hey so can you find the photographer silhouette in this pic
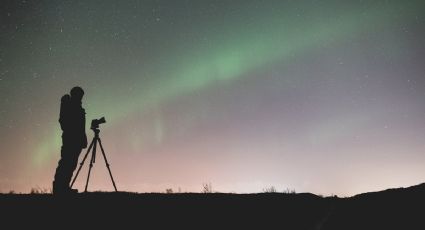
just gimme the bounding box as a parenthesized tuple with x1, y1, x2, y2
(53, 86, 87, 195)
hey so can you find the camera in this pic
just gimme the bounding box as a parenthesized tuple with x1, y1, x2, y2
(91, 117, 106, 130)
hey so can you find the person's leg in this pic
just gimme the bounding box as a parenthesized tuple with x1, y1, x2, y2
(62, 147, 82, 188)
(53, 145, 73, 194)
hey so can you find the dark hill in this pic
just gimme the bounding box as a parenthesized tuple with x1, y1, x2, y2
(1, 184, 424, 229)
(322, 183, 425, 230)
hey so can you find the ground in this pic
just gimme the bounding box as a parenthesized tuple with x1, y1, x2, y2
(1, 183, 424, 229)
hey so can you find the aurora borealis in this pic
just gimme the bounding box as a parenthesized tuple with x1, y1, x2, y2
(1, 0, 425, 195)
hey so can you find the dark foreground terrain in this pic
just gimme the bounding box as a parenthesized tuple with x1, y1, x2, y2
(1, 183, 424, 229)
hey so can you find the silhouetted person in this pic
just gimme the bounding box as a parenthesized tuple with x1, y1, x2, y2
(53, 86, 87, 194)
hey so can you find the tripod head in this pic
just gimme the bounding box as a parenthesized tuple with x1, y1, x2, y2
(91, 127, 100, 137)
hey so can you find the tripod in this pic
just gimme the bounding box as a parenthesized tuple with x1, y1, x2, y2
(70, 128, 118, 192)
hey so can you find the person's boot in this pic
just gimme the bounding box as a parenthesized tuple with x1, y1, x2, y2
(52, 181, 71, 195)
(67, 187, 78, 194)
(53, 185, 66, 195)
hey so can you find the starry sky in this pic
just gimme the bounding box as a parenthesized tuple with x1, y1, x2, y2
(1, 0, 425, 196)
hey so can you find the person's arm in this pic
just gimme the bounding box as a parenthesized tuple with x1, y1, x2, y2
(81, 108, 87, 148)
(59, 94, 71, 131)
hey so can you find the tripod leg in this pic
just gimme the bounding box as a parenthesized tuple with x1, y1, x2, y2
(98, 138, 118, 192)
(84, 138, 97, 192)
(70, 138, 95, 188)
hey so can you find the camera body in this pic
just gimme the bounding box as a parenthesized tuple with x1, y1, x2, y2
(91, 117, 106, 130)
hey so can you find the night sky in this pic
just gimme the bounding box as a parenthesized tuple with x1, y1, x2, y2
(1, 0, 425, 195)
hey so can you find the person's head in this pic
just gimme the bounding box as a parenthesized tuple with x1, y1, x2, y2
(70, 86, 84, 101)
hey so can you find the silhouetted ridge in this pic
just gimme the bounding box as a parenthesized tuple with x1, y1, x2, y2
(352, 182, 425, 199)
(322, 183, 425, 230)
